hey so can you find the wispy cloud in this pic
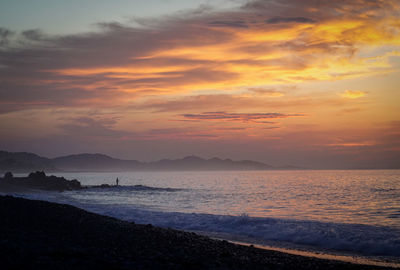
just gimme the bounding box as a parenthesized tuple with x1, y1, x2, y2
(341, 90, 367, 99)
(266, 17, 315, 24)
(59, 117, 129, 139)
(247, 88, 285, 97)
(181, 111, 303, 122)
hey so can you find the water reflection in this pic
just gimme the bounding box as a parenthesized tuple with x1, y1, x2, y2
(54, 170, 400, 228)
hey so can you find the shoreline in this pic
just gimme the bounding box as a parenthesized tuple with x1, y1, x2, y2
(191, 231, 400, 268)
(2, 181, 399, 267)
(0, 195, 398, 269)
(2, 187, 400, 267)
(233, 240, 400, 268)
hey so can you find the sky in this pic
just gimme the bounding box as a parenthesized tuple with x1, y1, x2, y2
(0, 0, 399, 169)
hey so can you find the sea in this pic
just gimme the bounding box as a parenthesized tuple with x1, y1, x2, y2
(10, 170, 400, 265)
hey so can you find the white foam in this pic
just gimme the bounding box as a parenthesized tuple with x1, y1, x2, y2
(13, 191, 400, 259)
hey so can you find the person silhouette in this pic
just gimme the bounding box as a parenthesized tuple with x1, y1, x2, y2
(116, 177, 119, 186)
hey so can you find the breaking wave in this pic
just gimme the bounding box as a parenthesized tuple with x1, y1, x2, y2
(93, 206, 400, 258)
(17, 190, 399, 258)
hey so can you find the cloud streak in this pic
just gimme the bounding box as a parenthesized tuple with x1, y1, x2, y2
(181, 111, 303, 122)
(266, 17, 315, 24)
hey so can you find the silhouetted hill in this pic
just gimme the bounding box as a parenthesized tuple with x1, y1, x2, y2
(52, 153, 142, 172)
(147, 156, 274, 170)
(0, 151, 57, 173)
(53, 154, 275, 171)
(0, 151, 296, 172)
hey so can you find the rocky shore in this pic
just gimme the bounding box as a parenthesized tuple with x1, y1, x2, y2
(0, 195, 395, 270)
(0, 171, 122, 192)
(0, 171, 82, 192)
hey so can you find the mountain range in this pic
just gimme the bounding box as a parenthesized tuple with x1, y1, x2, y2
(0, 151, 299, 172)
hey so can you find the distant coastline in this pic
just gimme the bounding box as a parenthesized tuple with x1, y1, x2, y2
(2, 150, 399, 173)
(0, 150, 302, 173)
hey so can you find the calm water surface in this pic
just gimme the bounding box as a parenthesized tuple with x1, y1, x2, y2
(55, 170, 400, 228)
(14, 170, 400, 258)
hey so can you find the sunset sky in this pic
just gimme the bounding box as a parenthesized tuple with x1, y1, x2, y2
(0, 0, 399, 168)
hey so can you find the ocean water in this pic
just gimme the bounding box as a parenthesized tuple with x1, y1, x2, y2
(11, 170, 400, 260)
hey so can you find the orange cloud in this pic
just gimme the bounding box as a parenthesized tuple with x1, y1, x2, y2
(341, 90, 367, 99)
(28, 0, 398, 99)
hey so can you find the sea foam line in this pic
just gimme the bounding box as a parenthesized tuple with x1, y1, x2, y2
(10, 192, 400, 259)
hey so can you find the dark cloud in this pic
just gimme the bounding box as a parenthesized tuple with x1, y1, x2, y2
(0, 80, 121, 114)
(137, 95, 245, 112)
(248, 88, 284, 96)
(244, 0, 391, 19)
(0, 22, 235, 113)
(182, 111, 302, 122)
(59, 117, 129, 138)
(57, 116, 222, 141)
(266, 17, 315, 24)
(144, 128, 218, 139)
(21, 29, 45, 41)
(134, 92, 356, 115)
(0, 28, 14, 47)
(208, 20, 248, 28)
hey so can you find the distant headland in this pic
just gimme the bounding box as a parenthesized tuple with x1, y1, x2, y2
(0, 150, 301, 173)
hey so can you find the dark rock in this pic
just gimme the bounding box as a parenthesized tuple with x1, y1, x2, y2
(28, 171, 46, 179)
(0, 171, 83, 192)
(70, 179, 81, 189)
(4, 171, 13, 180)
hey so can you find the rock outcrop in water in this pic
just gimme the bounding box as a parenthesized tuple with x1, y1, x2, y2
(0, 171, 126, 192)
(0, 171, 81, 191)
